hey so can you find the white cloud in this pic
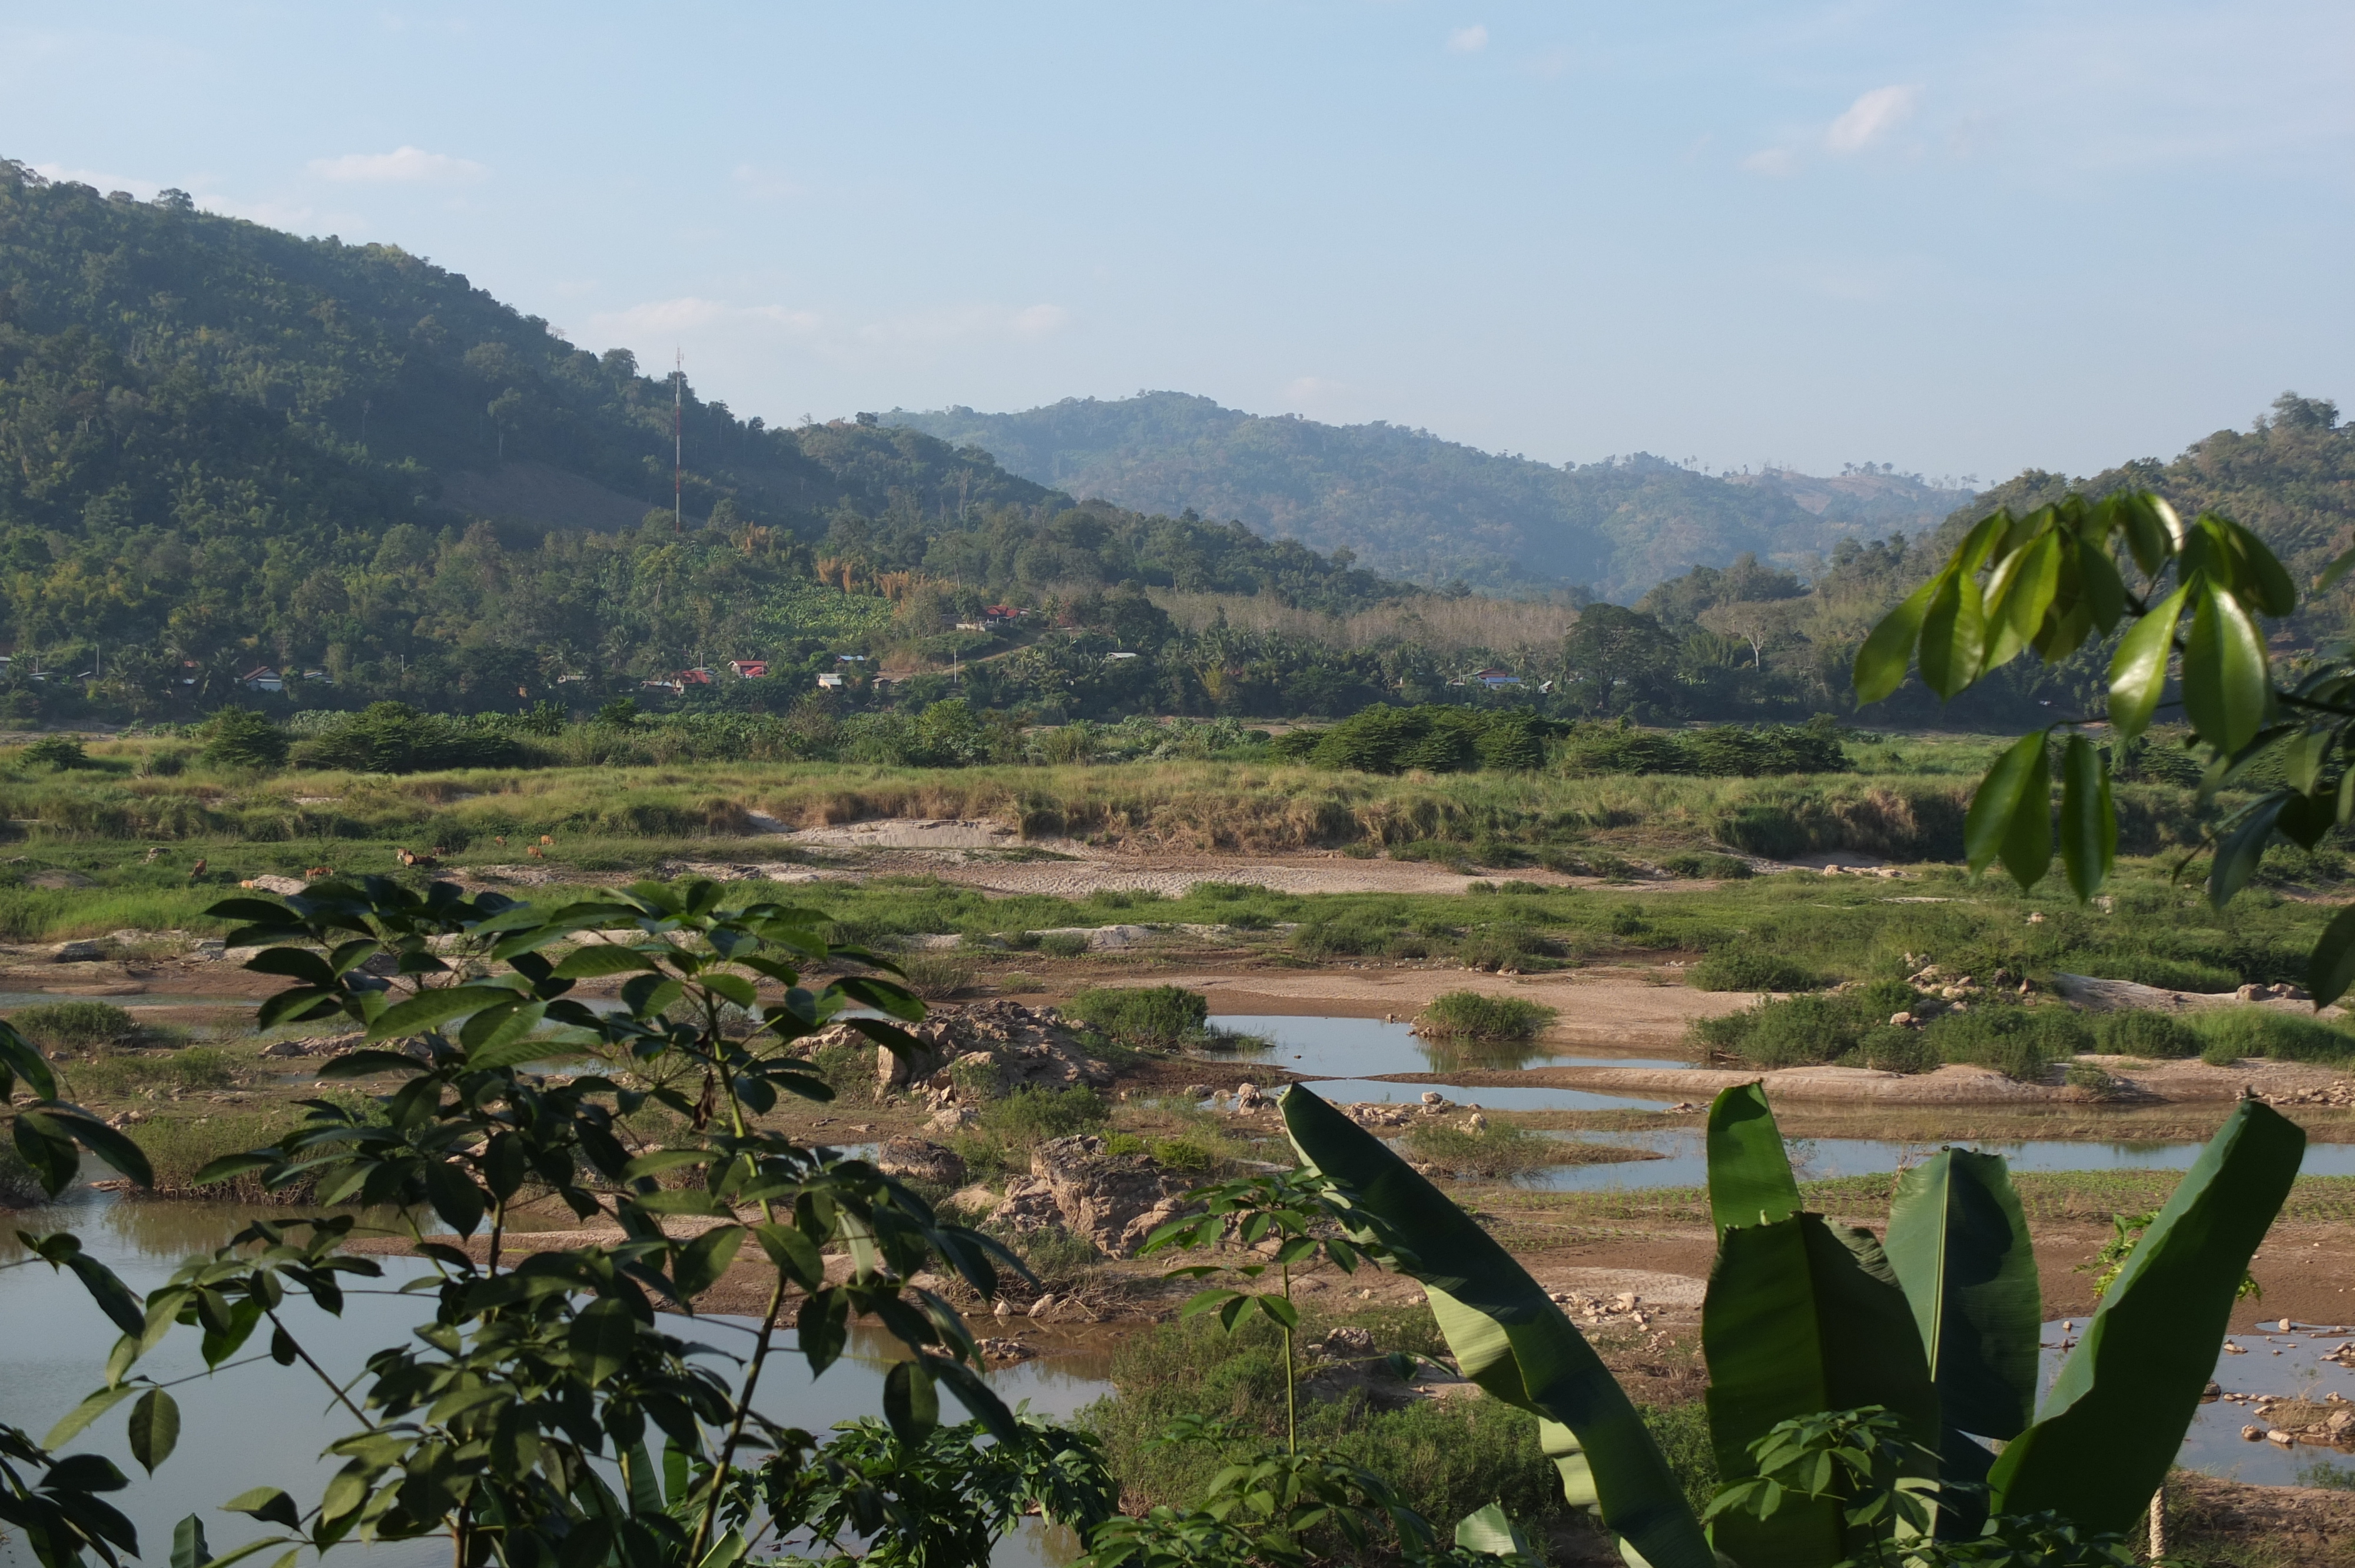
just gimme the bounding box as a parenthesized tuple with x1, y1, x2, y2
(1446, 24, 1488, 53)
(29, 163, 161, 198)
(307, 146, 488, 184)
(855, 304, 1073, 346)
(1011, 304, 1070, 335)
(1742, 147, 1796, 177)
(1825, 85, 1921, 153)
(589, 297, 821, 339)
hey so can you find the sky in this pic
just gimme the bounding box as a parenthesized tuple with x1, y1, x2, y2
(2, 1, 2349, 487)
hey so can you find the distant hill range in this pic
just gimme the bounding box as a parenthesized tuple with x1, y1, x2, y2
(889, 392, 1975, 597)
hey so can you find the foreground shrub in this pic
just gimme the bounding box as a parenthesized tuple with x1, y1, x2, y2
(1414, 991, 1557, 1041)
(1688, 952, 1824, 992)
(8, 1001, 137, 1047)
(1063, 985, 1209, 1048)
(1404, 1119, 1563, 1179)
(2193, 1006, 2355, 1066)
(2092, 1010, 2205, 1059)
(1923, 1004, 2092, 1082)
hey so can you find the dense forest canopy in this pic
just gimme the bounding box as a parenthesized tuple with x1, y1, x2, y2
(888, 391, 1976, 596)
(0, 160, 1397, 716)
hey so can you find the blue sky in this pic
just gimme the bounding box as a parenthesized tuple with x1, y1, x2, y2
(2, 2, 2348, 485)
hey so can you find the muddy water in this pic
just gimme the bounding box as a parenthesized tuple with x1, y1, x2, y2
(1513, 1130, 2355, 1192)
(1200, 1014, 1691, 1079)
(0, 1197, 1106, 1567)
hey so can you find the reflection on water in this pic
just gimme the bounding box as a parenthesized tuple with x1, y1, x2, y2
(0, 1194, 1106, 1567)
(1197, 1014, 1691, 1079)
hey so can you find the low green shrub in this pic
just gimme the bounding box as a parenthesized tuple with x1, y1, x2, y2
(19, 736, 89, 770)
(2082, 955, 2241, 993)
(1456, 922, 1565, 973)
(1403, 1119, 1560, 1179)
(981, 1085, 1111, 1147)
(1848, 1025, 1941, 1075)
(1693, 994, 1864, 1068)
(894, 952, 975, 999)
(2193, 1007, 2355, 1067)
(1657, 851, 1752, 881)
(9, 1001, 138, 1046)
(1036, 931, 1090, 959)
(2091, 1011, 2205, 1059)
(1063, 985, 1209, 1048)
(1291, 916, 1397, 959)
(805, 1038, 877, 1096)
(1414, 991, 1557, 1041)
(1922, 1004, 2093, 1082)
(1687, 952, 1825, 992)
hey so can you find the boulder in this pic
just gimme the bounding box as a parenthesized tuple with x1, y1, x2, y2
(985, 1134, 1198, 1258)
(875, 1137, 967, 1188)
(795, 999, 1115, 1097)
(49, 939, 108, 962)
(237, 875, 307, 896)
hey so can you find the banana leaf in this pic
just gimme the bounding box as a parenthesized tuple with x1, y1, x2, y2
(1988, 1099, 2303, 1531)
(1281, 1085, 1713, 1568)
(1703, 1213, 1941, 1567)
(1883, 1149, 2039, 1537)
(1706, 1082, 1799, 1239)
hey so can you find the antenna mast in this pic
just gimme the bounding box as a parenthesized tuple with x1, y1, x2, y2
(673, 350, 684, 534)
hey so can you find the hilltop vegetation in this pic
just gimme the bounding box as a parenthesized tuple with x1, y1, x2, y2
(889, 391, 1975, 595)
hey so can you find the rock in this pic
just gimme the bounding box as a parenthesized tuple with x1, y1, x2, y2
(1028, 1294, 1057, 1318)
(797, 1000, 1115, 1098)
(1319, 1326, 1377, 1358)
(875, 1137, 967, 1188)
(977, 1337, 1036, 1364)
(1889, 1012, 1915, 1027)
(984, 1134, 1199, 1258)
(2267, 1429, 2294, 1446)
(2244, 1425, 2265, 1441)
(1420, 1091, 1444, 1105)
(947, 1182, 999, 1214)
(28, 871, 96, 891)
(925, 1105, 979, 1134)
(1184, 1083, 1213, 1099)
(237, 875, 307, 896)
(48, 939, 108, 962)
(993, 1299, 1013, 1319)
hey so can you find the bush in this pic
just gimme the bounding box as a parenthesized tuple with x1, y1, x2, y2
(2082, 955, 2241, 993)
(2193, 1007, 2355, 1067)
(9, 1001, 137, 1047)
(1849, 1025, 1941, 1074)
(1063, 985, 1209, 1048)
(1923, 1005, 2092, 1082)
(1414, 991, 1557, 1041)
(1694, 995, 1862, 1068)
(1404, 1119, 1559, 1179)
(203, 708, 289, 770)
(1036, 931, 1090, 959)
(290, 703, 527, 773)
(19, 736, 88, 769)
(1657, 851, 1752, 880)
(1689, 952, 1825, 992)
(1291, 916, 1397, 958)
(894, 953, 975, 999)
(981, 1085, 1111, 1147)
(2091, 1011, 2205, 1059)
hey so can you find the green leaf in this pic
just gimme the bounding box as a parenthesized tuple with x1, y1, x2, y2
(2105, 585, 2186, 742)
(0, 1020, 57, 1100)
(1703, 1213, 1939, 1567)
(1885, 1150, 2039, 1451)
(2209, 793, 2289, 911)
(313, 1049, 429, 1079)
(365, 985, 518, 1042)
(883, 1357, 940, 1442)
(1963, 732, 2052, 888)
(2058, 736, 2116, 902)
(570, 1296, 636, 1386)
(1454, 1501, 1534, 1560)
(128, 1388, 180, 1474)
(243, 948, 336, 988)
(15, 1114, 77, 1196)
(1705, 1082, 1799, 1240)
(222, 1488, 302, 1531)
(1989, 1101, 2303, 1532)
(1916, 567, 1986, 699)
(672, 1225, 747, 1301)
(2181, 583, 2268, 754)
(1982, 529, 2062, 673)
(2310, 901, 2355, 1008)
(422, 1160, 486, 1238)
(550, 945, 659, 979)
(1853, 574, 1941, 705)
(2320, 543, 2355, 595)
(172, 1514, 210, 1568)
(44, 1384, 138, 1449)
(1281, 1086, 1713, 1568)
(65, 1251, 148, 1337)
(750, 1221, 824, 1289)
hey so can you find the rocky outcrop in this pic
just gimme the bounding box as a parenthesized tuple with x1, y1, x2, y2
(874, 1137, 967, 1187)
(795, 999, 1113, 1101)
(986, 1134, 1196, 1258)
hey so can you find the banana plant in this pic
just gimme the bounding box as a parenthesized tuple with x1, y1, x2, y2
(1285, 1077, 2306, 1564)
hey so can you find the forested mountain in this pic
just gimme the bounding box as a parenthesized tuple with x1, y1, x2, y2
(888, 392, 1973, 596)
(0, 160, 1395, 716)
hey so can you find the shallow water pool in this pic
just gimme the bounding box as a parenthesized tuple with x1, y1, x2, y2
(1196, 1013, 1693, 1078)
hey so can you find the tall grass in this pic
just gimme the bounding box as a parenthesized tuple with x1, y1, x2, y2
(1414, 991, 1557, 1041)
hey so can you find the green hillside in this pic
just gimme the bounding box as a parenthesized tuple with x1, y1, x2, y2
(0, 161, 1395, 714)
(888, 392, 1974, 596)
